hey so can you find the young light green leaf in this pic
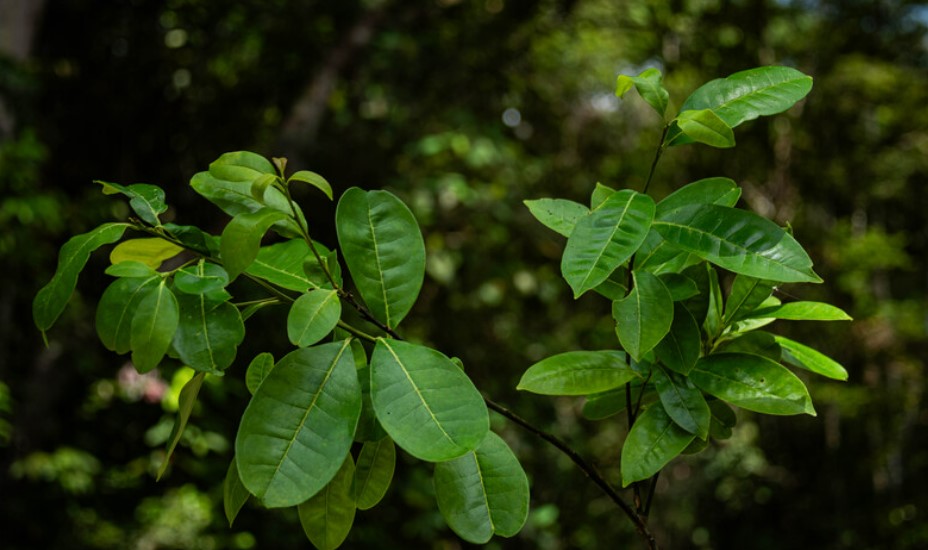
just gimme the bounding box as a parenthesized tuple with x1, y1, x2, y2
(289, 170, 334, 200)
(354, 437, 396, 510)
(172, 296, 245, 375)
(616, 68, 670, 117)
(653, 204, 821, 283)
(774, 335, 848, 381)
(654, 303, 702, 375)
(209, 151, 276, 182)
(523, 198, 589, 238)
(245, 352, 275, 395)
(562, 190, 655, 298)
(723, 275, 776, 324)
(104, 260, 157, 278)
(621, 403, 695, 487)
(174, 261, 230, 294)
(130, 280, 179, 373)
(110, 238, 184, 268)
(691, 353, 816, 416)
(288, 290, 342, 348)
(652, 366, 710, 439)
(251, 173, 279, 201)
(96, 275, 160, 353)
(157, 371, 205, 480)
(246, 239, 331, 292)
(675, 109, 736, 148)
(434, 432, 530, 543)
(613, 270, 674, 361)
(236, 340, 361, 508)
(33, 223, 129, 332)
(517, 350, 637, 395)
(590, 182, 617, 209)
(336, 188, 425, 329)
(744, 301, 852, 321)
(220, 208, 289, 280)
(370, 339, 488, 462)
(190, 171, 303, 238)
(656, 177, 741, 217)
(223, 458, 250, 527)
(298, 455, 356, 550)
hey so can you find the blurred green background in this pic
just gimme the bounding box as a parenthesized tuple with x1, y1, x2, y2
(2, 0, 926, 548)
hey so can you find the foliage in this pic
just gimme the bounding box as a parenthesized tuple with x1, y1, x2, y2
(33, 66, 849, 548)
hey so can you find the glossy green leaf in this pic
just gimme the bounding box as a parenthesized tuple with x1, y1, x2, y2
(562, 190, 655, 297)
(98, 181, 167, 226)
(172, 296, 245, 375)
(675, 109, 735, 148)
(517, 350, 637, 395)
(613, 270, 674, 361)
(209, 151, 276, 182)
(223, 458, 250, 527)
(621, 404, 695, 486)
(652, 366, 710, 439)
(370, 339, 488, 462)
(616, 68, 670, 117)
(336, 188, 425, 329)
(523, 198, 589, 238)
(162, 223, 219, 256)
(633, 230, 698, 275)
(245, 352, 275, 395)
(659, 273, 699, 301)
(654, 303, 702, 375)
(287, 290, 341, 348)
(717, 331, 782, 361)
(656, 177, 741, 217)
(220, 208, 289, 280)
(653, 204, 821, 283)
(190, 171, 303, 238)
(744, 301, 852, 321)
(723, 275, 775, 324)
(298, 455, 356, 550)
(246, 239, 330, 292)
(105, 260, 157, 278)
(130, 280, 179, 373)
(691, 353, 815, 416)
(251, 173, 279, 201)
(174, 261, 230, 294)
(96, 275, 161, 353)
(582, 384, 657, 420)
(775, 336, 848, 381)
(110, 238, 183, 268)
(704, 265, 723, 338)
(590, 182, 617, 209)
(708, 400, 737, 440)
(434, 432, 530, 543)
(354, 437, 396, 510)
(289, 170, 334, 200)
(667, 66, 813, 146)
(236, 340, 361, 508)
(157, 371, 205, 480)
(33, 223, 129, 332)
(593, 267, 629, 300)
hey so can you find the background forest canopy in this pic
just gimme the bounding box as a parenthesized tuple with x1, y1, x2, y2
(2, 0, 927, 549)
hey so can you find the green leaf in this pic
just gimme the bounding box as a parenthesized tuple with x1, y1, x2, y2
(590, 182, 617, 209)
(246, 239, 331, 292)
(654, 303, 702, 375)
(105, 261, 158, 278)
(190, 171, 304, 238)
(582, 384, 657, 420)
(236, 340, 361, 508)
(517, 350, 637, 396)
(690, 353, 816, 416)
(223, 458, 250, 527)
(633, 230, 698, 275)
(658, 273, 699, 301)
(744, 301, 852, 321)
(336, 188, 425, 329)
(717, 331, 782, 361)
(110, 238, 184, 268)
(723, 275, 775, 324)
(370, 339, 488, 462)
(33, 223, 129, 332)
(667, 66, 813, 146)
(523, 198, 589, 238)
(621, 404, 695, 486)
(354, 437, 396, 510)
(97, 181, 168, 226)
(298, 455, 356, 550)
(708, 400, 737, 439)
(220, 208, 289, 280)
(616, 68, 670, 117)
(354, 364, 387, 442)
(157, 371, 205, 479)
(562, 190, 655, 297)
(652, 366, 710, 439)
(96, 275, 161, 353)
(613, 270, 674, 361)
(174, 261, 230, 295)
(163, 223, 219, 256)
(656, 177, 741, 217)
(250, 173, 279, 201)
(774, 336, 848, 381)
(172, 296, 245, 375)
(130, 280, 179, 373)
(289, 170, 334, 200)
(675, 109, 736, 148)
(209, 151, 276, 182)
(245, 352, 275, 395)
(592, 266, 629, 300)
(434, 432, 530, 543)
(288, 290, 342, 348)
(704, 264, 723, 339)
(653, 204, 821, 283)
